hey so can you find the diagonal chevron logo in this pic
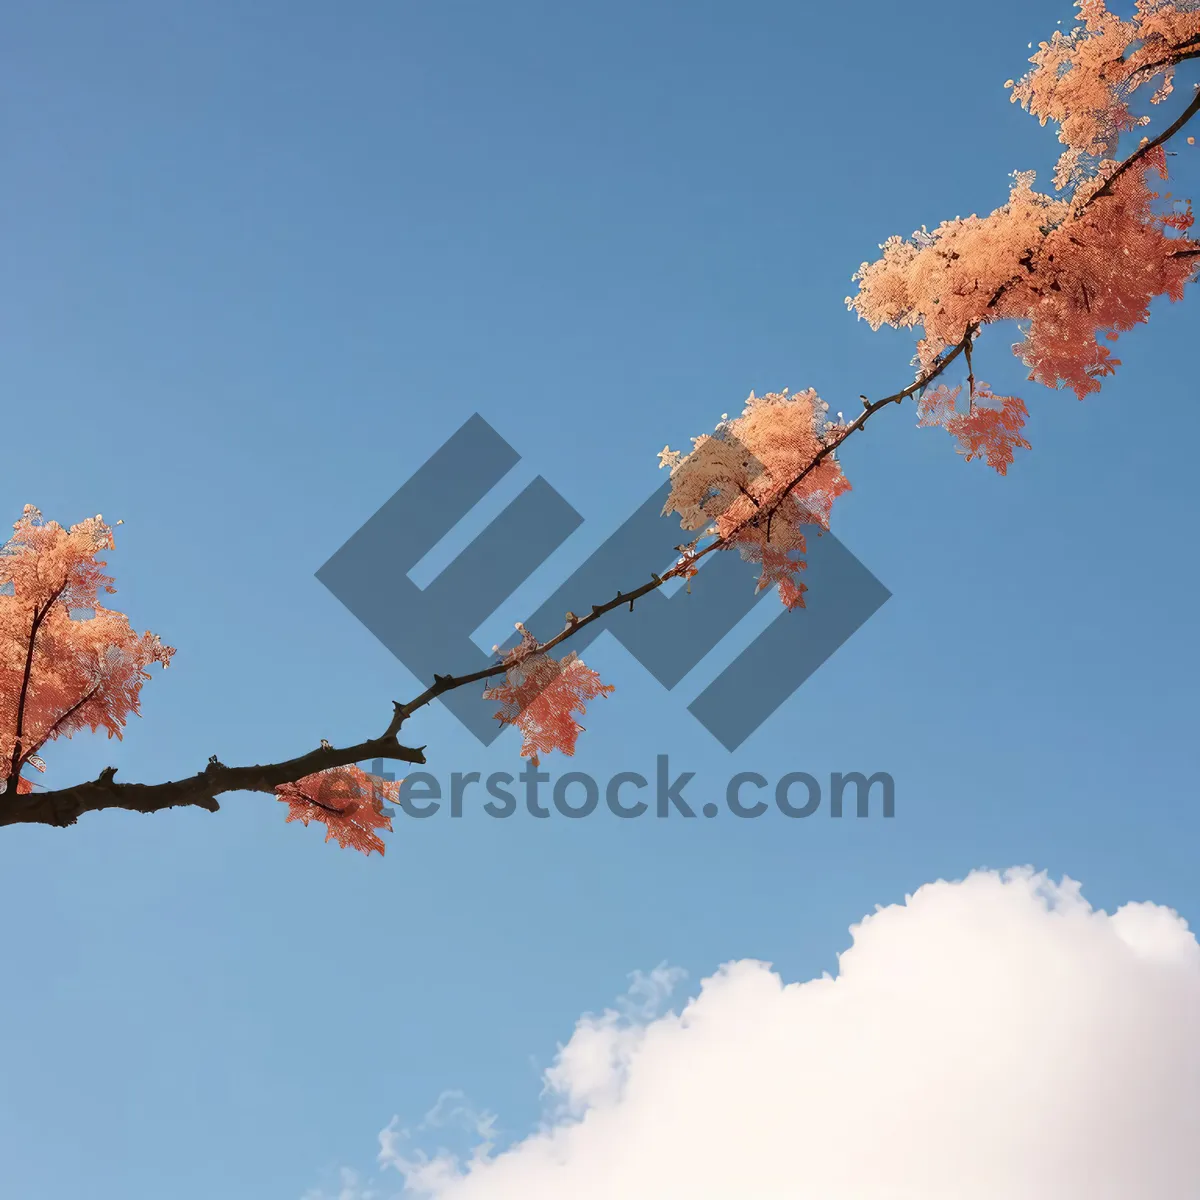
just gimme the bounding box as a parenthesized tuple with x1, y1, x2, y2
(317, 413, 890, 752)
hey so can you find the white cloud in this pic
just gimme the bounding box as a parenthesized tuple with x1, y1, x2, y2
(371, 868, 1200, 1200)
(379, 1090, 500, 1192)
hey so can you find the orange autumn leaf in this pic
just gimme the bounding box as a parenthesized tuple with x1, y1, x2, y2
(483, 626, 614, 765)
(0, 505, 173, 793)
(918, 382, 1032, 475)
(947, 398, 1033, 476)
(275, 764, 399, 857)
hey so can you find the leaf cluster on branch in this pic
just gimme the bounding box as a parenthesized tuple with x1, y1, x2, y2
(4, 0, 1199, 853)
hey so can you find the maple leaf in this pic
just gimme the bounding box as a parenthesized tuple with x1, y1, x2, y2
(275, 764, 399, 857)
(0, 505, 173, 792)
(483, 627, 614, 765)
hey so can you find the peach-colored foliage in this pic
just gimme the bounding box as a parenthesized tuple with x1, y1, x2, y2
(275, 764, 400, 857)
(847, 154, 1195, 398)
(660, 389, 851, 608)
(847, 0, 1199, 401)
(917, 384, 1032, 476)
(657, 1, 1198, 615)
(483, 626, 614, 765)
(0, 505, 173, 794)
(1009, 0, 1200, 174)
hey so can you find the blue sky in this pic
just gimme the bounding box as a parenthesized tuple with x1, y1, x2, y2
(2, 1, 1198, 1197)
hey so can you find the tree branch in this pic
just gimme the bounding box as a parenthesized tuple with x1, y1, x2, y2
(1, 719, 425, 829)
(27, 684, 101, 761)
(1084, 85, 1200, 207)
(389, 65, 1200, 728)
(7, 579, 67, 793)
(5, 37, 1199, 835)
(1123, 39, 1200, 81)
